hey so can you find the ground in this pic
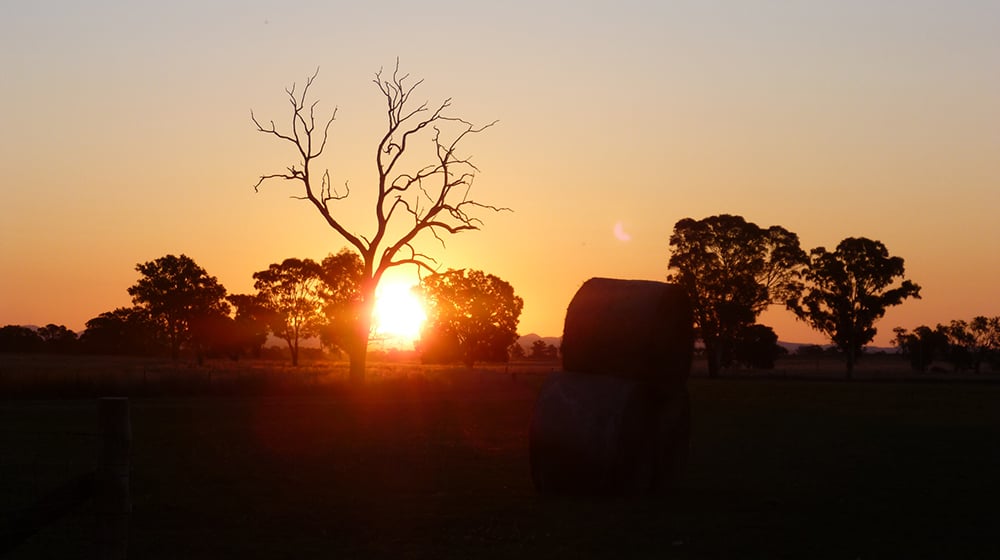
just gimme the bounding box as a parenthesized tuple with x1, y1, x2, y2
(2, 357, 999, 558)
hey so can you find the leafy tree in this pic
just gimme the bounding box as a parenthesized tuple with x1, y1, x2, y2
(227, 294, 271, 359)
(788, 237, 921, 378)
(188, 312, 243, 362)
(252, 63, 504, 383)
(892, 325, 949, 372)
(128, 254, 230, 361)
(0, 325, 42, 353)
(529, 339, 559, 361)
(316, 249, 364, 356)
(970, 316, 1000, 368)
(667, 214, 807, 377)
(941, 317, 1000, 374)
(79, 307, 163, 356)
(36, 324, 78, 354)
(416, 269, 523, 368)
(732, 324, 785, 369)
(252, 258, 324, 367)
(795, 344, 827, 357)
(529, 340, 547, 360)
(418, 329, 463, 364)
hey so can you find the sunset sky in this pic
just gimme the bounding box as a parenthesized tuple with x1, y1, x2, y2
(2, 1, 998, 347)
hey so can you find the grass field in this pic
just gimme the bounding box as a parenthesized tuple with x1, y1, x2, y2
(2, 357, 1000, 558)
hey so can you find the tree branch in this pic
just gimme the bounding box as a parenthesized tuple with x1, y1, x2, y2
(252, 70, 365, 255)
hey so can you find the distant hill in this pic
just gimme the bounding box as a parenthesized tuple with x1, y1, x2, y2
(779, 341, 897, 354)
(517, 333, 561, 353)
(778, 341, 820, 354)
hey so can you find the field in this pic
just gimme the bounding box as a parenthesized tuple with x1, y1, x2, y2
(2, 356, 1000, 558)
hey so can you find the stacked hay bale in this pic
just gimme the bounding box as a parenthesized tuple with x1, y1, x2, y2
(530, 278, 694, 495)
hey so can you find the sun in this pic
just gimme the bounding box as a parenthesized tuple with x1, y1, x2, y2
(372, 281, 427, 344)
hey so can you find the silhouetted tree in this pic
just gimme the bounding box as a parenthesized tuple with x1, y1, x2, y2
(227, 294, 271, 358)
(188, 312, 243, 363)
(0, 325, 42, 353)
(128, 254, 230, 361)
(667, 214, 807, 377)
(416, 269, 523, 368)
(732, 324, 784, 369)
(417, 329, 463, 364)
(892, 325, 949, 372)
(36, 324, 78, 354)
(795, 344, 827, 357)
(529, 339, 559, 361)
(316, 249, 364, 356)
(79, 307, 163, 356)
(941, 317, 1000, 374)
(529, 339, 548, 360)
(252, 258, 324, 367)
(252, 62, 504, 383)
(509, 341, 526, 361)
(788, 237, 921, 378)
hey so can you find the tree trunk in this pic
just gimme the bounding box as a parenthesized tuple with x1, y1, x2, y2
(845, 348, 855, 380)
(347, 288, 376, 384)
(347, 317, 370, 384)
(280, 332, 300, 367)
(169, 322, 182, 362)
(705, 342, 721, 378)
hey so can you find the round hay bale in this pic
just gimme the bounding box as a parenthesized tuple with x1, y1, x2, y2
(561, 278, 694, 390)
(650, 387, 691, 494)
(530, 371, 664, 495)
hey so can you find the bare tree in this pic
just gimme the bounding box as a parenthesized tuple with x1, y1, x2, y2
(252, 62, 504, 382)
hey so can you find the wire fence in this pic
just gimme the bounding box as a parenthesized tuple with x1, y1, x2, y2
(0, 398, 130, 559)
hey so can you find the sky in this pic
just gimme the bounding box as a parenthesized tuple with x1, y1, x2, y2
(2, 0, 998, 347)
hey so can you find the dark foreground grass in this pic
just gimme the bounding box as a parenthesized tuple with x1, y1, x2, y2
(3, 373, 1000, 559)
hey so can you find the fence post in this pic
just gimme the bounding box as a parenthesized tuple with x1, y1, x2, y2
(97, 397, 131, 559)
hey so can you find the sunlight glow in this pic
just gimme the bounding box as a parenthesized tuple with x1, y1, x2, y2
(372, 281, 427, 344)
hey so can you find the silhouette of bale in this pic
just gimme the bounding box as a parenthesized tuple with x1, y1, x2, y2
(530, 278, 694, 496)
(560, 278, 693, 393)
(530, 371, 691, 495)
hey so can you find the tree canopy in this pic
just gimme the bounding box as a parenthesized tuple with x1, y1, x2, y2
(226, 294, 271, 359)
(894, 316, 1000, 373)
(252, 258, 324, 367)
(248, 250, 364, 365)
(128, 254, 229, 361)
(316, 249, 365, 357)
(0, 325, 43, 353)
(416, 269, 523, 368)
(732, 324, 785, 370)
(79, 307, 162, 356)
(35, 324, 78, 354)
(667, 214, 806, 376)
(788, 237, 921, 377)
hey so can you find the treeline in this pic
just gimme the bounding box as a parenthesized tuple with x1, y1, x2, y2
(0, 324, 81, 355)
(893, 317, 1000, 373)
(516, 340, 559, 362)
(7, 214, 994, 377)
(666, 214, 921, 378)
(2, 253, 527, 369)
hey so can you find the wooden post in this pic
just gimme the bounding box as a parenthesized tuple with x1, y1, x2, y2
(97, 397, 131, 560)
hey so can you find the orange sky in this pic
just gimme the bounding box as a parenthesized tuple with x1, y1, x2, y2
(2, 1, 998, 347)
